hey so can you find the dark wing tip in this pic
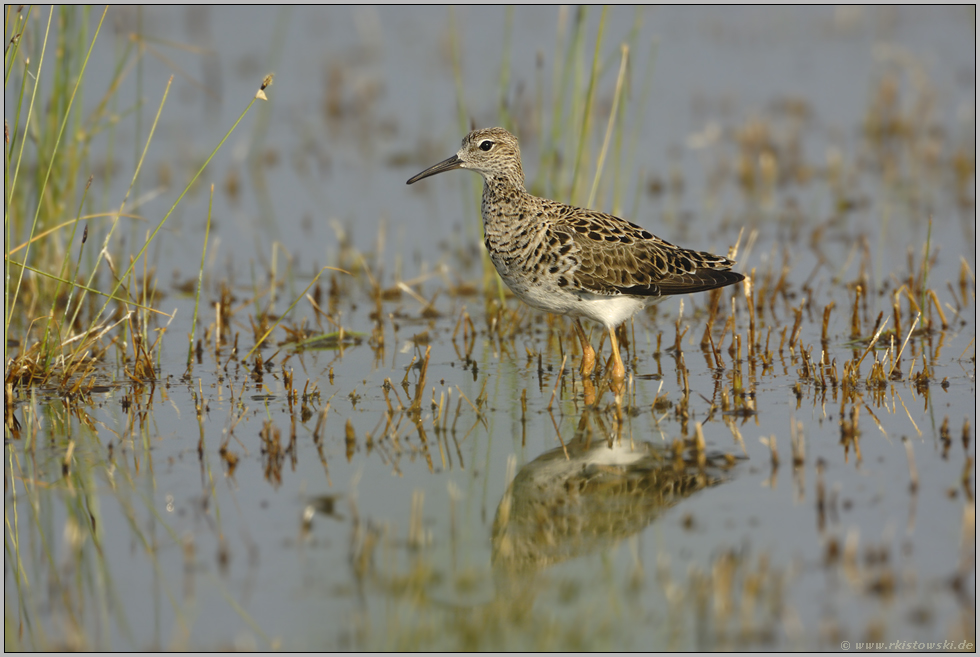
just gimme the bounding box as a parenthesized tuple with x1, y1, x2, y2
(618, 268, 745, 297)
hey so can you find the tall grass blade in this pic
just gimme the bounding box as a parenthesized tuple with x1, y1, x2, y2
(587, 44, 629, 208)
(6, 7, 107, 337)
(5, 8, 54, 349)
(64, 74, 173, 343)
(569, 6, 606, 205)
(187, 184, 214, 368)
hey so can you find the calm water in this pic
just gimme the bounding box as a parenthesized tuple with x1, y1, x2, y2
(5, 6, 975, 650)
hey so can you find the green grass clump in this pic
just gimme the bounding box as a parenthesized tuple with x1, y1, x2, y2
(4, 7, 271, 650)
(4, 6, 265, 392)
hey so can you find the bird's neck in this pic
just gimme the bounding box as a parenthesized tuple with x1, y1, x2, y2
(482, 174, 527, 210)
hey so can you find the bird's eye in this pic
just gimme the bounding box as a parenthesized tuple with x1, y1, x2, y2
(479, 140, 493, 152)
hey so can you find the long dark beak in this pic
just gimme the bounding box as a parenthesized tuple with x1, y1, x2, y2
(406, 154, 463, 185)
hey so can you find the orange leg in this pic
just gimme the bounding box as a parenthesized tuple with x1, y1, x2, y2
(581, 377, 597, 406)
(607, 326, 626, 382)
(574, 320, 596, 376)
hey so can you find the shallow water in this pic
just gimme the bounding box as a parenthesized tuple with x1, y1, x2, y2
(5, 6, 976, 650)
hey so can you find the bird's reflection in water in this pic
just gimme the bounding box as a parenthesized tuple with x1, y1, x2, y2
(492, 406, 737, 603)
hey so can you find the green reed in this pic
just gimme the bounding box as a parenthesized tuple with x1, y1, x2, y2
(4, 6, 266, 390)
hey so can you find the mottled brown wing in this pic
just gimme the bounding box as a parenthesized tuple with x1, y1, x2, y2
(550, 206, 744, 298)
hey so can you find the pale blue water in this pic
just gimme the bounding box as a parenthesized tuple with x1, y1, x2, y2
(5, 6, 975, 650)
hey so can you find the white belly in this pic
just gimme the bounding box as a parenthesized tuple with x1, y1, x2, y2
(499, 270, 650, 329)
